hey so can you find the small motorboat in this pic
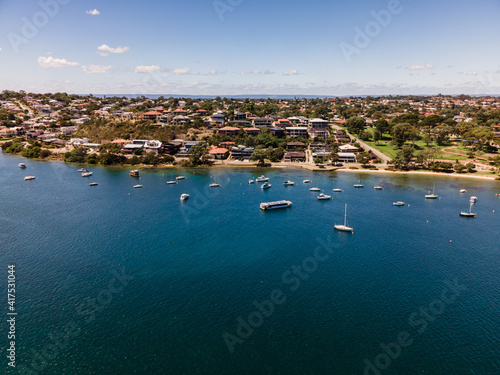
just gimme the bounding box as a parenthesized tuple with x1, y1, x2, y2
(256, 175, 269, 182)
(309, 187, 320, 192)
(303, 180, 311, 183)
(180, 193, 190, 201)
(24, 176, 35, 180)
(78, 168, 87, 172)
(317, 193, 331, 200)
(393, 201, 405, 206)
(81, 171, 93, 177)
(261, 182, 272, 189)
(19, 163, 26, 169)
(332, 188, 343, 192)
(248, 179, 255, 184)
(133, 185, 143, 188)
(374, 186, 384, 190)
(283, 180, 295, 186)
(469, 196, 478, 203)
(166, 180, 177, 184)
(353, 180, 364, 188)
(130, 170, 140, 177)
(89, 182, 99, 186)
(209, 183, 221, 187)
(459, 188, 467, 193)
(176, 176, 186, 180)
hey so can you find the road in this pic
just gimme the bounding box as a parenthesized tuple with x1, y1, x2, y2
(332, 125, 391, 164)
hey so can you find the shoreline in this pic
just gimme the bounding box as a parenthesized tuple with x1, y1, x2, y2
(3, 151, 499, 181)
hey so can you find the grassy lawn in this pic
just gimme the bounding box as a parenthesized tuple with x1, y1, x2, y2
(360, 130, 472, 161)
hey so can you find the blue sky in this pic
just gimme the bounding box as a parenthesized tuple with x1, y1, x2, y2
(0, 0, 499, 95)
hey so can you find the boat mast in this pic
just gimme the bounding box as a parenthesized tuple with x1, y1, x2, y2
(344, 204, 347, 226)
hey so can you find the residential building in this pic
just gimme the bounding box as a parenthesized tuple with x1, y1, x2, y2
(218, 126, 240, 136)
(285, 127, 308, 138)
(337, 152, 357, 163)
(283, 152, 306, 162)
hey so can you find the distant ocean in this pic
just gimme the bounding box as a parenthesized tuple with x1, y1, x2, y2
(1, 151, 499, 375)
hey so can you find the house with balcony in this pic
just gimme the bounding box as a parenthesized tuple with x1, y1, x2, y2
(285, 127, 308, 138)
(252, 118, 273, 127)
(218, 126, 240, 136)
(283, 152, 306, 162)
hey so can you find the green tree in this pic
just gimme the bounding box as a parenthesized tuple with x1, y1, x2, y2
(346, 116, 366, 134)
(391, 123, 413, 148)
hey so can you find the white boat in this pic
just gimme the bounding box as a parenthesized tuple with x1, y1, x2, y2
(130, 170, 140, 177)
(166, 180, 177, 184)
(260, 200, 292, 210)
(180, 193, 190, 201)
(317, 193, 331, 200)
(425, 184, 438, 199)
(459, 188, 467, 193)
(256, 175, 269, 182)
(133, 185, 143, 188)
(309, 187, 320, 192)
(77, 168, 87, 172)
(460, 202, 476, 217)
(283, 180, 295, 186)
(353, 180, 364, 188)
(89, 182, 99, 186)
(374, 186, 384, 190)
(248, 179, 255, 184)
(334, 204, 353, 232)
(469, 196, 478, 203)
(24, 176, 35, 180)
(303, 179, 311, 183)
(261, 182, 272, 189)
(393, 201, 405, 206)
(176, 176, 186, 180)
(209, 183, 220, 187)
(332, 188, 343, 192)
(81, 172, 93, 177)
(19, 163, 26, 169)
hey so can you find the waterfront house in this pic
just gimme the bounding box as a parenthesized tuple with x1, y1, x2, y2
(208, 146, 228, 159)
(144, 140, 163, 154)
(337, 152, 357, 163)
(283, 152, 306, 162)
(339, 144, 359, 153)
(230, 145, 254, 160)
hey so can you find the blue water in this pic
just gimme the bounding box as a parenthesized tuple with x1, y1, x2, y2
(1, 151, 499, 375)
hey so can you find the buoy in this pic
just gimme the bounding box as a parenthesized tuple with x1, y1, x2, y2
(449, 240, 452, 243)
(426, 220, 428, 223)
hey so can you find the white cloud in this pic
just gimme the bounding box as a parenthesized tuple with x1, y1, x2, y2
(0, 48, 2, 52)
(86, 9, 100, 16)
(97, 44, 129, 56)
(241, 70, 275, 76)
(82, 65, 113, 74)
(135, 65, 161, 74)
(209, 70, 218, 75)
(466, 72, 477, 76)
(406, 64, 434, 70)
(283, 70, 298, 76)
(173, 67, 196, 75)
(38, 56, 80, 69)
